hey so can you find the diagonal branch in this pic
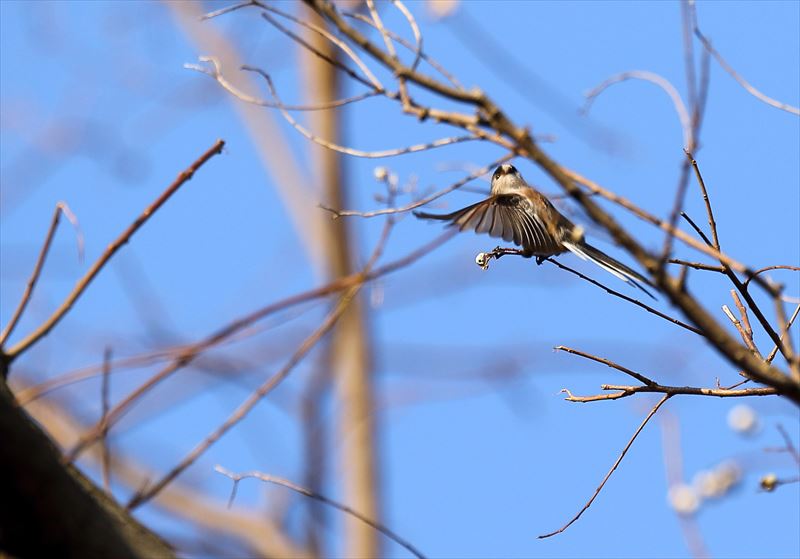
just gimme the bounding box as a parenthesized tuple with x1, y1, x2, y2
(5, 139, 226, 361)
(538, 395, 672, 538)
(0, 202, 82, 350)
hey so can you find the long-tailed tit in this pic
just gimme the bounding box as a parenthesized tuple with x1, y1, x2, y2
(414, 164, 655, 297)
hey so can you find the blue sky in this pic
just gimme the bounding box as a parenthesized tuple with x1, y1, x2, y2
(1, 1, 798, 557)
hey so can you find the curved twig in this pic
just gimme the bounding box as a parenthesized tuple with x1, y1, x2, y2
(584, 70, 692, 148)
(215, 466, 427, 559)
(539, 394, 672, 538)
(245, 65, 479, 158)
(694, 24, 800, 116)
(186, 57, 381, 111)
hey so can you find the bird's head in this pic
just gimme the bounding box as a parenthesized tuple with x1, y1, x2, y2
(490, 164, 526, 194)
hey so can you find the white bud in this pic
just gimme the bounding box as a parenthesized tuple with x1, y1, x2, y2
(727, 404, 759, 435)
(373, 167, 388, 181)
(667, 483, 700, 515)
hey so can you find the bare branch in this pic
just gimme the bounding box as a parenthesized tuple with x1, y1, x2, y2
(320, 153, 513, 218)
(555, 346, 657, 386)
(342, 10, 462, 90)
(669, 259, 725, 273)
(743, 265, 800, 290)
(682, 154, 797, 372)
(6, 139, 226, 360)
(562, 383, 778, 403)
(543, 257, 703, 336)
(215, 466, 427, 559)
(0, 201, 82, 350)
(126, 218, 394, 510)
(775, 424, 800, 466)
(391, 1, 423, 72)
(245, 65, 479, 158)
(538, 395, 672, 538)
(259, 5, 384, 91)
(65, 229, 455, 462)
(693, 15, 800, 116)
(584, 70, 692, 148)
(186, 56, 381, 111)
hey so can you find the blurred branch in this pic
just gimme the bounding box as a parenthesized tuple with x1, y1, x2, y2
(583, 70, 692, 148)
(692, 5, 800, 116)
(125, 210, 396, 510)
(5, 139, 226, 361)
(64, 230, 454, 463)
(100, 346, 113, 493)
(169, 1, 328, 271)
(299, 12, 380, 554)
(0, 201, 82, 351)
(215, 466, 426, 559)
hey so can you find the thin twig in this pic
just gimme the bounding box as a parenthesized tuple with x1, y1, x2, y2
(583, 71, 692, 148)
(743, 265, 800, 289)
(680, 210, 795, 371)
(562, 383, 777, 403)
(538, 394, 672, 538)
(0, 202, 82, 349)
(246, 65, 479, 158)
(775, 424, 800, 465)
(187, 57, 381, 111)
(320, 153, 513, 218)
(685, 151, 719, 250)
(215, 466, 427, 559)
(342, 10, 461, 88)
(201, 0, 256, 21)
(560, 167, 755, 279)
(6, 139, 226, 359)
(391, 1, 423, 72)
(555, 346, 656, 386)
(730, 290, 760, 357)
(260, 4, 383, 90)
(125, 215, 397, 509)
(668, 259, 724, 273)
(722, 304, 759, 357)
(693, 19, 800, 116)
(65, 230, 456, 462)
(544, 258, 703, 336)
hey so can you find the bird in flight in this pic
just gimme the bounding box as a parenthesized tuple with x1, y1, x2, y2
(414, 164, 655, 298)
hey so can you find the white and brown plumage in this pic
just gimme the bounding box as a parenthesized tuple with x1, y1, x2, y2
(414, 164, 655, 297)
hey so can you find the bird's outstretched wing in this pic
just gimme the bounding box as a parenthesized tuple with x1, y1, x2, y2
(414, 194, 561, 255)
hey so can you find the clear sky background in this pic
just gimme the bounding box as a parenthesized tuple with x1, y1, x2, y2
(1, 1, 799, 558)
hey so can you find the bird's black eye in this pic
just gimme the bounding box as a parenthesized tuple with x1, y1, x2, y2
(506, 165, 517, 174)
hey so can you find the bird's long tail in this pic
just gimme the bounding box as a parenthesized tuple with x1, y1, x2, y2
(562, 240, 656, 299)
